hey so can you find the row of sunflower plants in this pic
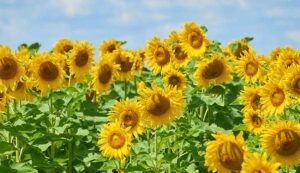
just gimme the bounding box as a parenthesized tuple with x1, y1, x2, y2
(0, 21, 300, 173)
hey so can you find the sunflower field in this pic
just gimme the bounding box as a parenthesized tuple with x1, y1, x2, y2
(0, 21, 300, 173)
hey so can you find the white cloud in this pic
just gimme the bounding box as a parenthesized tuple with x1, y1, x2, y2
(265, 7, 300, 18)
(286, 31, 300, 45)
(49, 0, 94, 17)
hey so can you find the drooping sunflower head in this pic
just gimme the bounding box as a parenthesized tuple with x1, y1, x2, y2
(285, 64, 300, 100)
(0, 46, 25, 89)
(146, 37, 174, 74)
(111, 50, 136, 81)
(99, 39, 121, 56)
(179, 22, 209, 58)
(241, 152, 280, 173)
(205, 131, 245, 173)
(133, 49, 145, 74)
(194, 54, 232, 87)
(69, 41, 95, 81)
(139, 83, 185, 127)
(30, 52, 65, 95)
(243, 110, 264, 134)
(92, 57, 119, 94)
(53, 39, 73, 55)
(98, 122, 132, 161)
(270, 47, 284, 62)
(108, 99, 144, 138)
(240, 86, 262, 113)
(260, 81, 288, 116)
(164, 70, 187, 91)
(228, 39, 251, 60)
(277, 46, 300, 70)
(262, 120, 300, 167)
(10, 78, 34, 101)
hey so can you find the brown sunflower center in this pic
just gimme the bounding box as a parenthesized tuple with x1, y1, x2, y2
(251, 94, 261, 110)
(291, 76, 300, 94)
(75, 50, 89, 67)
(15, 81, 24, 91)
(147, 93, 171, 116)
(63, 44, 73, 53)
(120, 110, 138, 129)
(218, 142, 243, 171)
(0, 57, 18, 80)
(98, 64, 112, 84)
(234, 44, 249, 59)
(251, 114, 263, 128)
(270, 88, 285, 107)
(244, 61, 258, 76)
(38, 61, 59, 81)
(275, 129, 300, 156)
(188, 31, 203, 49)
(168, 75, 181, 87)
(107, 44, 116, 53)
(108, 132, 126, 149)
(202, 59, 224, 79)
(154, 46, 170, 66)
(174, 46, 188, 60)
(0, 92, 4, 101)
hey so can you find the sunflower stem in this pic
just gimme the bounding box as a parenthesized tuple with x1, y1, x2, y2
(286, 167, 289, 173)
(203, 105, 209, 122)
(67, 136, 73, 173)
(49, 89, 55, 160)
(154, 128, 159, 171)
(124, 80, 128, 98)
(6, 102, 11, 160)
(13, 99, 20, 163)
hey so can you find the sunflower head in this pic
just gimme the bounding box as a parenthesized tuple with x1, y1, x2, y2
(164, 70, 187, 91)
(111, 50, 136, 80)
(228, 39, 251, 60)
(240, 86, 262, 112)
(205, 131, 246, 173)
(285, 65, 300, 100)
(53, 39, 73, 55)
(194, 54, 232, 87)
(241, 152, 279, 173)
(243, 110, 264, 134)
(98, 122, 132, 161)
(0, 84, 8, 112)
(277, 46, 299, 70)
(262, 120, 300, 167)
(108, 99, 144, 138)
(146, 37, 174, 74)
(139, 84, 185, 127)
(99, 39, 121, 56)
(10, 79, 34, 101)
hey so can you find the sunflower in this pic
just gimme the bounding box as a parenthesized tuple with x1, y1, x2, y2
(53, 39, 73, 55)
(163, 70, 187, 91)
(99, 39, 121, 56)
(228, 39, 251, 60)
(241, 152, 280, 173)
(260, 81, 288, 116)
(277, 46, 300, 70)
(179, 22, 209, 58)
(285, 65, 300, 101)
(108, 99, 144, 138)
(262, 120, 300, 168)
(69, 41, 95, 81)
(111, 50, 136, 80)
(205, 131, 246, 173)
(14, 46, 30, 63)
(98, 122, 131, 161)
(0, 46, 25, 89)
(92, 57, 119, 94)
(10, 79, 34, 101)
(137, 81, 147, 95)
(30, 52, 65, 95)
(194, 54, 232, 87)
(243, 110, 264, 134)
(0, 84, 8, 112)
(139, 83, 184, 127)
(270, 47, 283, 61)
(133, 49, 145, 74)
(146, 37, 174, 74)
(235, 49, 263, 83)
(239, 86, 262, 113)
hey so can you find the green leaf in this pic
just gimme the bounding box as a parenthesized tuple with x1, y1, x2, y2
(0, 141, 15, 154)
(232, 124, 248, 131)
(10, 163, 38, 173)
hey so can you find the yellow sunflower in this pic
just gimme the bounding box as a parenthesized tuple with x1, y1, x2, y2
(163, 70, 187, 91)
(205, 131, 246, 173)
(139, 83, 185, 127)
(53, 39, 73, 55)
(69, 41, 95, 81)
(146, 36, 174, 74)
(14, 46, 30, 62)
(98, 122, 131, 161)
(111, 50, 136, 81)
(239, 86, 262, 113)
(243, 110, 264, 134)
(235, 49, 263, 83)
(262, 120, 300, 168)
(0, 84, 8, 112)
(99, 39, 121, 56)
(0, 46, 25, 89)
(241, 152, 280, 173)
(108, 99, 144, 138)
(270, 47, 283, 61)
(137, 81, 147, 95)
(30, 52, 65, 95)
(165, 31, 191, 68)
(260, 81, 288, 116)
(277, 46, 299, 70)
(92, 57, 119, 94)
(133, 49, 145, 74)
(179, 22, 209, 58)
(285, 64, 300, 101)
(194, 54, 232, 87)
(10, 79, 34, 101)
(228, 39, 251, 60)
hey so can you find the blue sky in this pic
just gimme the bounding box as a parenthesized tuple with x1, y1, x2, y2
(0, 0, 299, 55)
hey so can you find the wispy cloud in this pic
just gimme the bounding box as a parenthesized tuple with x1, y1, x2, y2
(265, 7, 300, 18)
(49, 0, 95, 17)
(286, 31, 300, 45)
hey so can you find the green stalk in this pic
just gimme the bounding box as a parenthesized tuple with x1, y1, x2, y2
(154, 129, 159, 171)
(67, 137, 73, 173)
(15, 137, 20, 163)
(124, 80, 128, 98)
(49, 89, 55, 160)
